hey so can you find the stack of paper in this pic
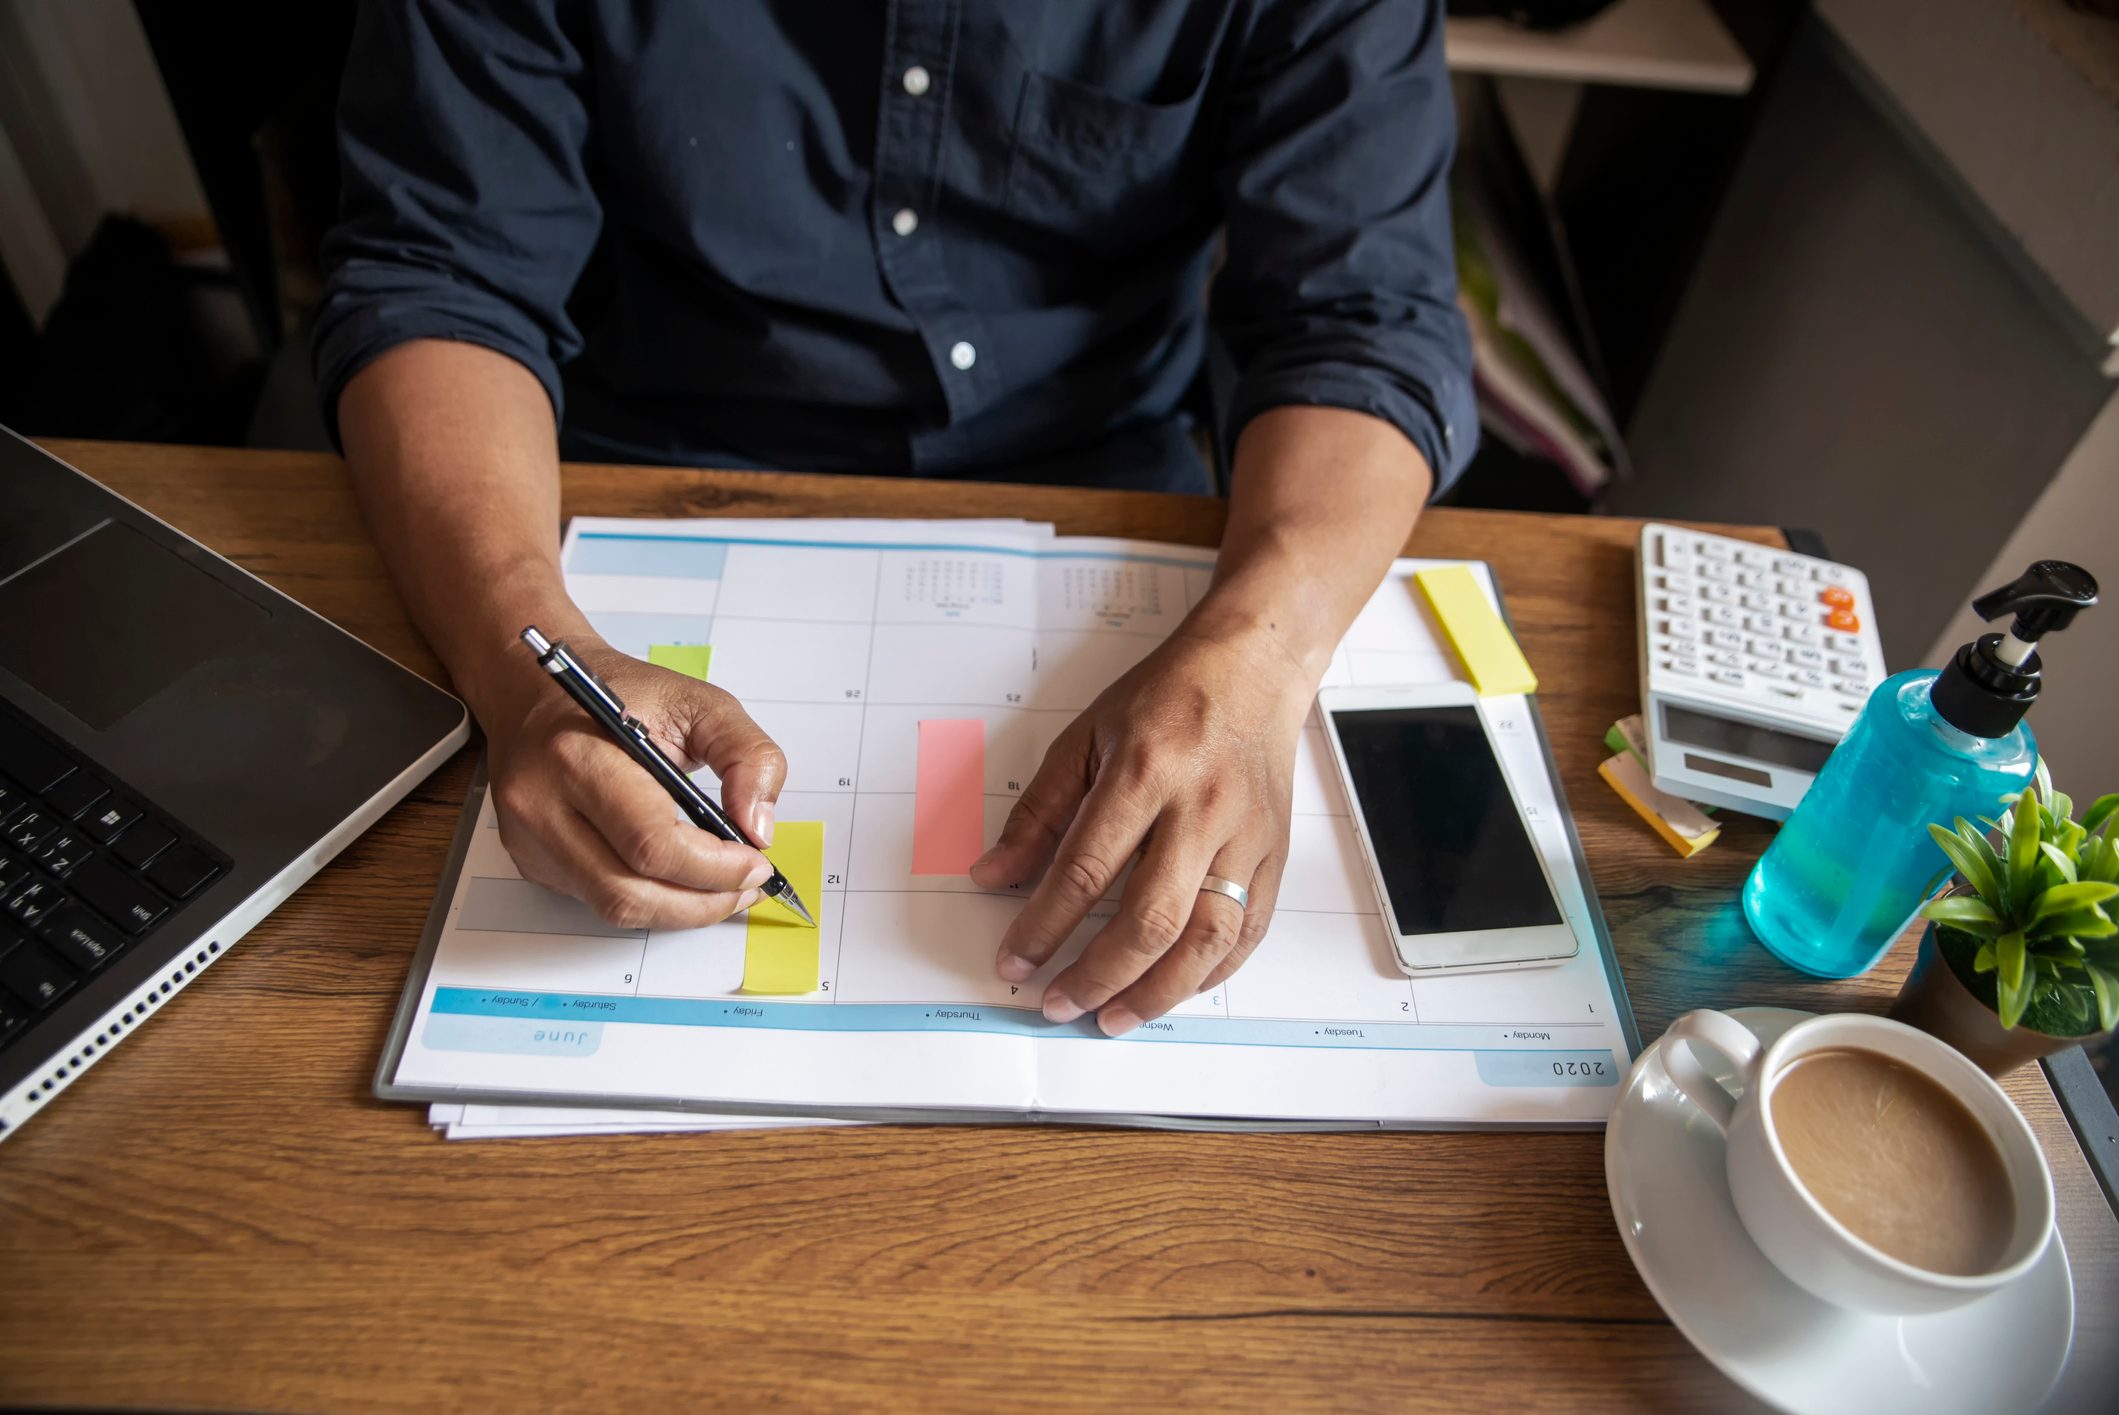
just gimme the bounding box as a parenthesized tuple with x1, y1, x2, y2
(1452, 178, 1628, 498)
(427, 1102, 851, 1141)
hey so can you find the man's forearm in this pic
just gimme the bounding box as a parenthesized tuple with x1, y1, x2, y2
(1189, 405, 1433, 683)
(337, 339, 590, 718)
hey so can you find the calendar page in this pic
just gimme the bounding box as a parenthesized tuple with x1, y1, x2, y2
(380, 519, 1637, 1128)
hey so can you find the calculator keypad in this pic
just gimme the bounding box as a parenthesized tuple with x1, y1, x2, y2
(1643, 526, 1885, 728)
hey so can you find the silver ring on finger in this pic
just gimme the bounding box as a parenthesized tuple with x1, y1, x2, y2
(1198, 874, 1250, 911)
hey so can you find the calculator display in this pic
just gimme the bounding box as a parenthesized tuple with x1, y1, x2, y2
(1661, 704, 1834, 773)
(1328, 705, 1562, 937)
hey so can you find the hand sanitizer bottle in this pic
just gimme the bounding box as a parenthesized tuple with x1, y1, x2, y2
(1742, 561, 2099, 977)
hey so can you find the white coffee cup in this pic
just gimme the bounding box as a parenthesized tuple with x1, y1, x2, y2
(1660, 1008, 2054, 1314)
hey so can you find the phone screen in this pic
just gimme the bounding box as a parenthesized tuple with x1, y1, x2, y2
(1328, 705, 1562, 937)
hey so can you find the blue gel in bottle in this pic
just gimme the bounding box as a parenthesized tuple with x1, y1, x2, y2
(1742, 561, 2096, 979)
(1742, 671, 2034, 978)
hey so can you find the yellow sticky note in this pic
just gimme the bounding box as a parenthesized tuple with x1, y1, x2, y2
(1598, 753, 1719, 858)
(742, 820, 825, 994)
(1414, 565, 1538, 697)
(648, 643, 713, 682)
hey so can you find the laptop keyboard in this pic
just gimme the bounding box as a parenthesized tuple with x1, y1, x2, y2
(0, 706, 228, 1049)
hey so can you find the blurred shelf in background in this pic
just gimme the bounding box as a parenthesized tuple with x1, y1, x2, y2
(1447, 0, 1754, 93)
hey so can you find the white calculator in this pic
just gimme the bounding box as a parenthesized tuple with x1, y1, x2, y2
(1636, 522, 1888, 819)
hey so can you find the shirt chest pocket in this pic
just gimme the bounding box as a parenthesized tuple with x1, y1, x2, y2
(1004, 68, 1209, 259)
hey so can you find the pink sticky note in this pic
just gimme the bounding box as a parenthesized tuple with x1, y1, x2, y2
(913, 719, 986, 875)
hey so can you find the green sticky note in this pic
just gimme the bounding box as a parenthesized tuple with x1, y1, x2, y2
(648, 643, 713, 682)
(1605, 715, 1716, 814)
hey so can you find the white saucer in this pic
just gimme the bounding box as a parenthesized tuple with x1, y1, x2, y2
(1606, 1007, 2074, 1415)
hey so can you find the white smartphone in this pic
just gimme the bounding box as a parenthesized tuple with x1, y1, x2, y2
(1316, 683, 1578, 973)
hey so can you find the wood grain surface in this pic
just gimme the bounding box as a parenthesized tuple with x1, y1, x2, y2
(1, 440, 2111, 1414)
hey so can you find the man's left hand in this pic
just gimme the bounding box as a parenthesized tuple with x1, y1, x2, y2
(968, 625, 1312, 1035)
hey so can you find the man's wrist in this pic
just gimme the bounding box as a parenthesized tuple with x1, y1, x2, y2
(1173, 599, 1327, 731)
(1185, 577, 1338, 684)
(440, 588, 598, 731)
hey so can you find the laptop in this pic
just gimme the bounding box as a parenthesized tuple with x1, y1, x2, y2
(0, 429, 469, 1140)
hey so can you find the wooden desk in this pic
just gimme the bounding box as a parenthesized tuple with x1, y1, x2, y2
(2, 440, 2112, 1412)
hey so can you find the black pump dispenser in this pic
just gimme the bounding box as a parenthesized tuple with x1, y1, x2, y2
(1929, 561, 2098, 738)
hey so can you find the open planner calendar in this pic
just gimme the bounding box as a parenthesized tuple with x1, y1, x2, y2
(377, 518, 1639, 1130)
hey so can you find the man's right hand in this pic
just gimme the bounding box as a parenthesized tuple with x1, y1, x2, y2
(334, 342, 787, 932)
(479, 637, 788, 931)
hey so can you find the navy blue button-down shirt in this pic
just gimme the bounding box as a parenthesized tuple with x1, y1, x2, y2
(315, 0, 1476, 494)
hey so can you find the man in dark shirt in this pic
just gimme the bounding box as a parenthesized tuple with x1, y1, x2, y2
(320, 0, 1475, 1034)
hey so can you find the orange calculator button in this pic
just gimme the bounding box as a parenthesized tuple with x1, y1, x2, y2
(1827, 607, 1862, 632)
(1819, 586, 1855, 609)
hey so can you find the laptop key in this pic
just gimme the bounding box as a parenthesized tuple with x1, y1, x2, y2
(82, 798, 144, 845)
(45, 772, 109, 821)
(5, 877, 65, 929)
(112, 820, 176, 869)
(37, 830, 90, 877)
(0, 940, 76, 1010)
(40, 904, 122, 971)
(145, 844, 218, 900)
(0, 720, 73, 794)
(4, 808, 55, 854)
(67, 855, 167, 935)
(0, 850, 26, 894)
(0, 991, 28, 1047)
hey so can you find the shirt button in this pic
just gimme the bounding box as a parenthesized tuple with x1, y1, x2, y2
(902, 65, 931, 97)
(949, 341, 976, 371)
(891, 207, 919, 237)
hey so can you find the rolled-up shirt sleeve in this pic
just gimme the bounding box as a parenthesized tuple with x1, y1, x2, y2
(1212, 0, 1477, 493)
(312, 0, 602, 448)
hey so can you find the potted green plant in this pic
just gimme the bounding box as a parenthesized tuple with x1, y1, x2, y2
(1889, 760, 2119, 1075)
